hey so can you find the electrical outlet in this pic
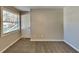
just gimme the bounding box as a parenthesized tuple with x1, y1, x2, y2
(41, 34, 44, 38)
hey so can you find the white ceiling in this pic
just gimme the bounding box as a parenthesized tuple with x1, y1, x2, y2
(15, 6, 64, 11)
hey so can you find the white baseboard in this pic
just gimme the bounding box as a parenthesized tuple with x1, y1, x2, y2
(21, 36, 31, 39)
(0, 37, 21, 53)
(64, 40, 79, 52)
(31, 39, 64, 41)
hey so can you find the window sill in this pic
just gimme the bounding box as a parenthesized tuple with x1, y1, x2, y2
(1, 29, 21, 37)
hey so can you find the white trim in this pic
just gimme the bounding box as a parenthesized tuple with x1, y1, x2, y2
(64, 40, 79, 52)
(31, 39, 64, 41)
(0, 37, 21, 53)
(21, 36, 31, 38)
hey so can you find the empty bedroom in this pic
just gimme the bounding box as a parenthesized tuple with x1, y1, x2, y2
(0, 6, 78, 53)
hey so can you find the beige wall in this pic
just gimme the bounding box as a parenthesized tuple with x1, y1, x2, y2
(64, 7, 79, 52)
(0, 31, 21, 52)
(31, 9, 63, 41)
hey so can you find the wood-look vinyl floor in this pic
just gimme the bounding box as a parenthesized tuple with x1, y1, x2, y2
(4, 38, 78, 53)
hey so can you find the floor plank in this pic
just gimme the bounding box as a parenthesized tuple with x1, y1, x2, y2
(4, 38, 78, 53)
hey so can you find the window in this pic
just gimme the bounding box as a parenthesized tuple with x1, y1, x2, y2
(3, 10, 20, 34)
